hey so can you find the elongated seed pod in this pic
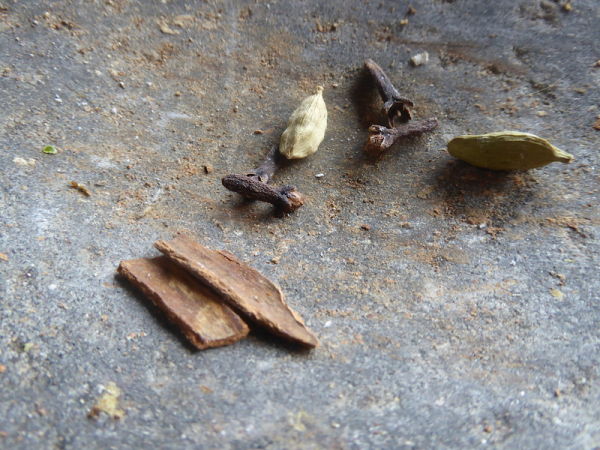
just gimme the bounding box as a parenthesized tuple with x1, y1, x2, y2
(279, 86, 327, 160)
(447, 131, 573, 170)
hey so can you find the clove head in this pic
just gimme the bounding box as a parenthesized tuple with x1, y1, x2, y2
(384, 98, 414, 127)
(278, 186, 305, 212)
(365, 125, 396, 155)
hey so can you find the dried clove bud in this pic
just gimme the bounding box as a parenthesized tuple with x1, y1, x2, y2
(222, 145, 305, 214)
(279, 86, 327, 159)
(363, 59, 438, 155)
(366, 119, 439, 155)
(447, 131, 574, 170)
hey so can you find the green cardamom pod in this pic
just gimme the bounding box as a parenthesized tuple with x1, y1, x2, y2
(279, 86, 327, 160)
(447, 131, 574, 170)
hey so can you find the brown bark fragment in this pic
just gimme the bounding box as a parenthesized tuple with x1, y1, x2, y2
(155, 236, 318, 348)
(118, 256, 249, 349)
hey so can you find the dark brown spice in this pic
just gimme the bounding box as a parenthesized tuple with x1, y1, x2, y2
(363, 59, 438, 155)
(69, 181, 91, 196)
(366, 119, 439, 154)
(222, 145, 305, 213)
(364, 59, 414, 127)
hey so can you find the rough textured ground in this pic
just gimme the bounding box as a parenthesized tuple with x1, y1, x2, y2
(1, 0, 599, 448)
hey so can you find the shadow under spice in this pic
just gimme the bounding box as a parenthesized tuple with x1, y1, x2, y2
(349, 67, 387, 130)
(431, 160, 539, 228)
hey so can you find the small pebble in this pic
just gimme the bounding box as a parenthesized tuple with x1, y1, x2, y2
(536, 111, 548, 117)
(315, 173, 325, 178)
(554, 389, 561, 397)
(410, 52, 429, 67)
(13, 157, 36, 167)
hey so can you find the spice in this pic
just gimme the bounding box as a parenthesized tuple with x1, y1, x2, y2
(366, 119, 439, 154)
(364, 59, 413, 126)
(279, 86, 328, 159)
(447, 131, 574, 170)
(155, 236, 318, 348)
(222, 145, 305, 213)
(363, 59, 438, 155)
(118, 256, 249, 349)
(69, 181, 91, 196)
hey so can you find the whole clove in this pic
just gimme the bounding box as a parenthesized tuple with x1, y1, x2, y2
(364, 59, 414, 127)
(222, 145, 305, 213)
(363, 59, 438, 155)
(366, 119, 439, 154)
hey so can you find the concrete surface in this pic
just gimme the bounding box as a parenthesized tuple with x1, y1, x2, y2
(1, 0, 599, 448)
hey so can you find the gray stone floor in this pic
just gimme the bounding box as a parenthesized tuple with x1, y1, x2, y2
(1, 1, 599, 448)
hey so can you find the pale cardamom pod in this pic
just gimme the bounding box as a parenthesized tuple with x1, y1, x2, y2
(447, 131, 573, 170)
(279, 86, 327, 160)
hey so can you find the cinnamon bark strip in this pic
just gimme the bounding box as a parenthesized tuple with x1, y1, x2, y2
(118, 256, 249, 349)
(155, 236, 318, 348)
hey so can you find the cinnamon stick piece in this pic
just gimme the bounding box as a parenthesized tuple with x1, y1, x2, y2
(118, 256, 249, 349)
(155, 236, 319, 348)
